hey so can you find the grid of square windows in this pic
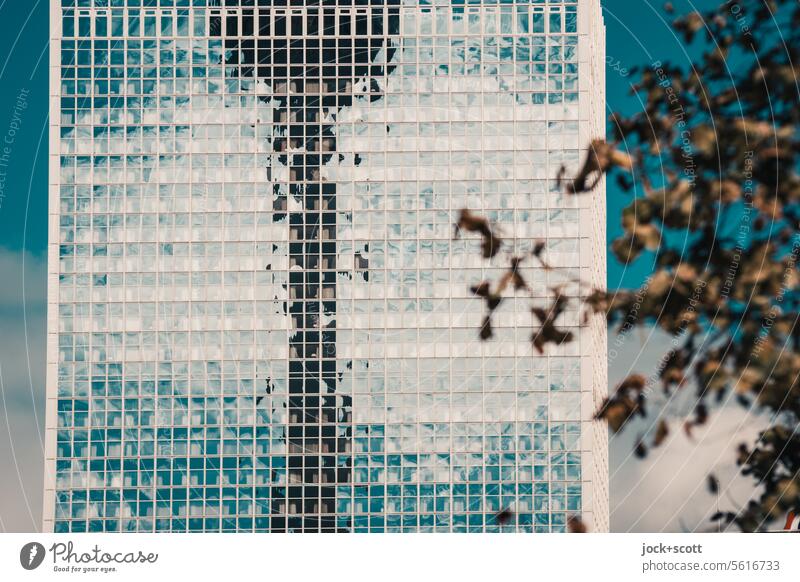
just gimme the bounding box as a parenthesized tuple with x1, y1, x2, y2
(48, 0, 606, 533)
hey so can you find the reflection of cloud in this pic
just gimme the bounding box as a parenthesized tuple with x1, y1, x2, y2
(6, 253, 765, 532)
(609, 326, 766, 532)
(0, 247, 46, 532)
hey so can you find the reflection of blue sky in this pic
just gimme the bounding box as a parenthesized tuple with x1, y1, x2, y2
(0, 0, 730, 532)
(53, 5, 586, 532)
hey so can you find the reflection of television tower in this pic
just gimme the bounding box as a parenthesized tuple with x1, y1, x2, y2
(213, 2, 399, 532)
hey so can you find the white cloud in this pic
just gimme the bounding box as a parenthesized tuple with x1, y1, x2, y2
(0, 247, 47, 309)
(608, 326, 767, 532)
(0, 247, 46, 532)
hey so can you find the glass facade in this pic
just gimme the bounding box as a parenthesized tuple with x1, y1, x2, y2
(46, 0, 607, 533)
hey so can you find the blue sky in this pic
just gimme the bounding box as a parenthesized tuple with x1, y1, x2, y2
(0, 0, 740, 533)
(0, 0, 48, 255)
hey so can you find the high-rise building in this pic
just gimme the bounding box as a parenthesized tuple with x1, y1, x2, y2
(45, 0, 607, 533)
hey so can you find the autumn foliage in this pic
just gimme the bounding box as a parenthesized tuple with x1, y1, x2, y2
(462, 0, 800, 532)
